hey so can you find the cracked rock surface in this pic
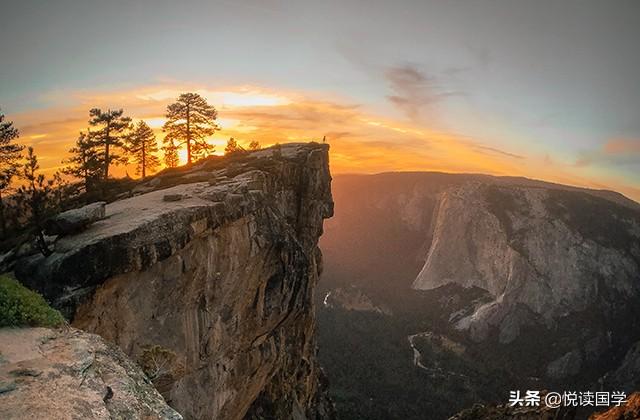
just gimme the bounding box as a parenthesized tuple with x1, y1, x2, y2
(0, 327, 182, 420)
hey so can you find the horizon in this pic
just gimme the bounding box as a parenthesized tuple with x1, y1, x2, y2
(2, 0, 639, 200)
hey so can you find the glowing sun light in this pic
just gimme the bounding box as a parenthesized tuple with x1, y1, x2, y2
(177, 148, 189, 165)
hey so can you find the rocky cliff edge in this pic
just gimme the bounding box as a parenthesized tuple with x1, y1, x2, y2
(15, 143, 335, 420)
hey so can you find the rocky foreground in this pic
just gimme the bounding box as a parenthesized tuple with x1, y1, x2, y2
(0, 327, 182, 420)
(10, 143, 335, 420)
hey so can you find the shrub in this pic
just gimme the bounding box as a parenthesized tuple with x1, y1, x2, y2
(0, 275, 65, 327)
(140, 345, 177, 380)
(139, 344, 185, 395)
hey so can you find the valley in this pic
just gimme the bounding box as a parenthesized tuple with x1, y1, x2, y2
(317, 172, 640, 419)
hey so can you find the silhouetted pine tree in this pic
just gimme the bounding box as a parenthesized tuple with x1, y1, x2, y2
(17, 147, 58, 256)
(224, 137, 245, 155)
(127, 121, 160, 178)
(62, 131, 102, 192)
(0, 110, 24, 237)
(162, 93, 219, 164)
(162, 139, 180, 168)
(88, 108, 132, 180)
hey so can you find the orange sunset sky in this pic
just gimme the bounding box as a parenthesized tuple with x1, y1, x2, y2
(7, 82, 640, 202)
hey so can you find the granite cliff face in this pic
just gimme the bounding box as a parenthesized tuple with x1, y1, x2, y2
(412, 181, 640, 344)
(15, 143, 335, 420)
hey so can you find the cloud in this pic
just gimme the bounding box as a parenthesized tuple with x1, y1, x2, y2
(575, 138, 640, 167)
(385, 64, 462, 120)
(603, 138, 640, 154)
(472, 144, 525, 159)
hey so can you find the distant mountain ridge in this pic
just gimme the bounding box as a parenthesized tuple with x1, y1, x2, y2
(339, 171, 639, 209)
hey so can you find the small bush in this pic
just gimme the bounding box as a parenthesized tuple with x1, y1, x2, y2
(0, 275, 65, 328)
(140, 345, 177, 380)
(139, 344, 185, 395)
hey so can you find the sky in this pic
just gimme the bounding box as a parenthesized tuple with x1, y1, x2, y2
(2, 0, 640, 200)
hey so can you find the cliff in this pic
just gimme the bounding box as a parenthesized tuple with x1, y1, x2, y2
(412, 181, 640, 344)
(15, 143, 335, 420)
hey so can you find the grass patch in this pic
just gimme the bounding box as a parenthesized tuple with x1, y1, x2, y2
(0, 275, 65, 328)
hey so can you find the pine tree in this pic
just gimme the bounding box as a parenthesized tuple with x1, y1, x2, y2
(224, 137, 244, 155)
(248, 140, 260, 151)
(162, 139, 180, 168)
(62, 131, 102, 192)
(17, 147, 58, 256)
(88, 108, 132, 180)
(162, 93, 219, 164)
(127, 121, 160, 178)
(0, 110, 24, 237)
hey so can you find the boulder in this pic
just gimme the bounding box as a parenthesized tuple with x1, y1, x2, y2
(546, 350, 583, 380)
(44, 202, 106, 236)
(162, 194, 184, 202)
